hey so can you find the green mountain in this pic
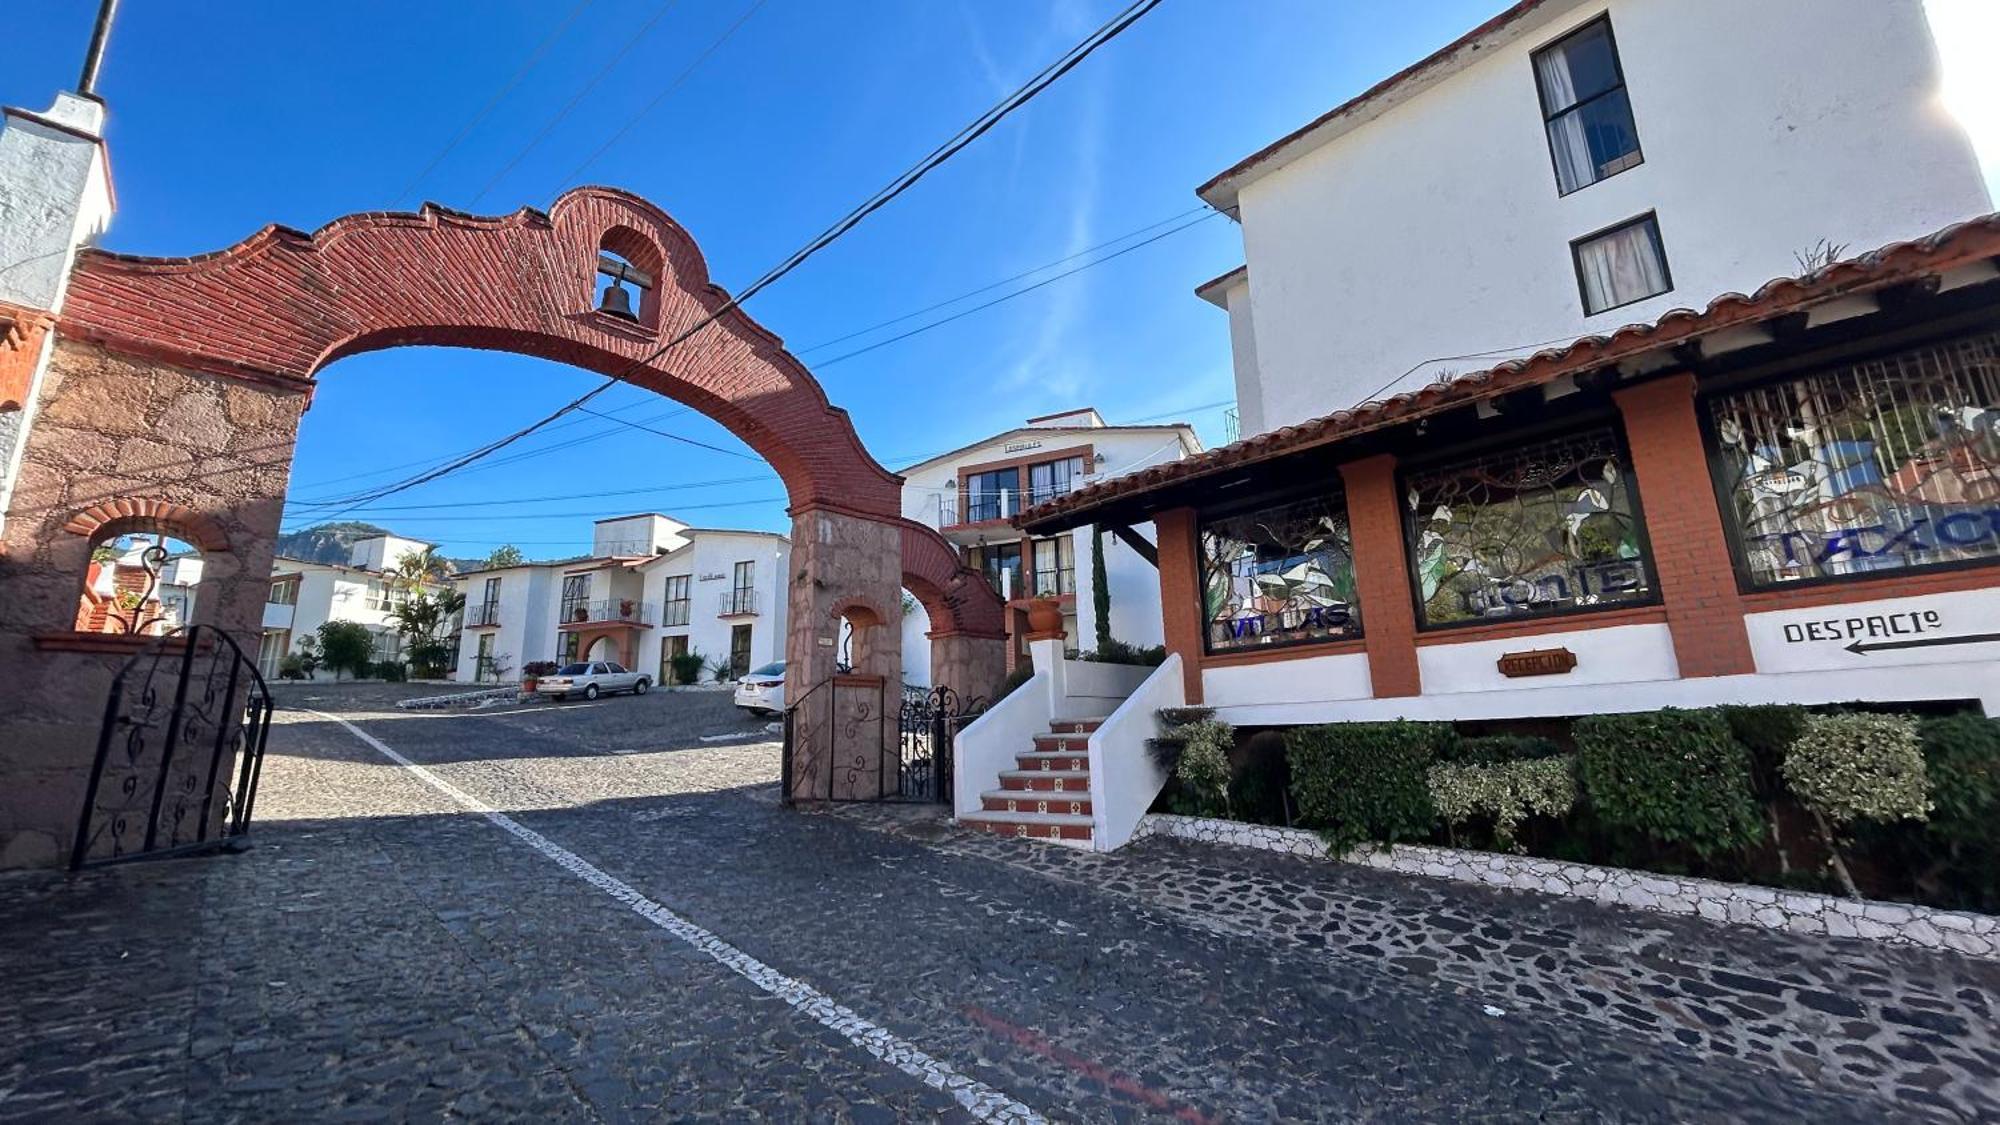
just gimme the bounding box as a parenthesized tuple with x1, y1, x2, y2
(273, 522, 391, 567)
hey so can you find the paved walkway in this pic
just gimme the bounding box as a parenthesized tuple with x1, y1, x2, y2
(1, 690, 1994, 1121)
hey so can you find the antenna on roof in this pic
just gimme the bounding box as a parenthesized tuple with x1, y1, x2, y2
(77, 0, 120, 98)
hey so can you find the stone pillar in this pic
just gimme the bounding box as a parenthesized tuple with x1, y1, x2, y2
(928, 630, 1005, 705)
(1614, 373, 1755, 677)
(1152, 507, 1204, 702)
(1339, 454, 1422, 698)
(784, 507, 904, 802)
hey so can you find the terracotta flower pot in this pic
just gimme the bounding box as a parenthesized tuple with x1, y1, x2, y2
(1024, 597, 1065, 640)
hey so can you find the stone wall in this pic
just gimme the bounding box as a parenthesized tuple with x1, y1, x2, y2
(0, 339, 304, 867)
(1136, 814, 2000, 961)
(784, 508, 903, 802)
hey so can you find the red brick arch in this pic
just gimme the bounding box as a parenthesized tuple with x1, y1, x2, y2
(62, 498, 230, 554)
(57, 186, 1001, 639)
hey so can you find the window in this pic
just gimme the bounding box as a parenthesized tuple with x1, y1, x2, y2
(560, 632, 581, 663)
(663, 574, 691, 625)
(730, 623, 754, 679)
(1572, 214, 1671, 315)
(1028, 456, 1085, 505)
(1533, 17, 1642, 194)
(660, 634, 689, 683)
(560, 574, 591, 623)
(964, 467, 1020, 523)
(1709, 332, 2000, 587)
(267, 577, 298, 606)
(1406, 426, 1654, 627)
(475, 632, 496, 681)
(1031, 536, 1076, 596)
(967, 541, 1023, 599)
(1200, 494, 1361, 652)
(605, 662, 626, 674)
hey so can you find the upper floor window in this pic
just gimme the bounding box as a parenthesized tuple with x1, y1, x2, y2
(663, 574, 691, 626)
(1028, 456, 1085, 505)
(1708, 331, 2000, 588)
(1405, 425, 1654, 628)
(1534, 17, 1642, 195)
(965, 467, 1020, 523)
(1573, 213, 1671, 316)
(268, 577, 299, 606)
(1200, 493, 1360, 653)
(481, 576, 501, 607)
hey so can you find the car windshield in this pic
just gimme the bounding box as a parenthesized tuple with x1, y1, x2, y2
(558, 663, 590, 675)
(748, 662, 785, 678)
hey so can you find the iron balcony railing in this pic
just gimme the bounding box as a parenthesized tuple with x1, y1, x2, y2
(465, 602, 501, 627)
(560, 599, 656, 627)
(1031, 565, 1077, 597)
(939, 479, 1095, 527)
(718, 588, 758, 616)
(662, 600, 691, 626)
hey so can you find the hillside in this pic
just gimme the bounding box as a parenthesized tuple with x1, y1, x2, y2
(273, 522, 390, 566)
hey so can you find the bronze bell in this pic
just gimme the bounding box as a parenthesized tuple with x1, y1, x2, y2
(597, 280, 637, 320)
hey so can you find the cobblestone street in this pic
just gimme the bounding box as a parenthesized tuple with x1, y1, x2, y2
(2, 685, 1996, 1122)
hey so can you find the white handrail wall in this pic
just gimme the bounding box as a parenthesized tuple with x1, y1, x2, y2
(951, 671, 1051, 818)
(1086, 653, 1185, 851)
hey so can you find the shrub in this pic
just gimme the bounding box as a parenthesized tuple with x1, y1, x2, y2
(377, 660, 407, 683)
(1078, 639, 1167, 666)
(992, 663, 1035, 702)
(1784, 713, 1929, 826)
(277, 652, 307, 680)
(316, 621, 374, 681)
(1429, 756, 1578, 851)
(1574, 709, 1762, 857)
(1286, 721, 1448, 852)
(667, 651, 706, 686)
(1719, 704, 1807, 800)
(523, 660, 559, 679)
(1172, 719, 1235, 819)
(1917, 714, 2000, 846)
(1441, 734, 1561, 765)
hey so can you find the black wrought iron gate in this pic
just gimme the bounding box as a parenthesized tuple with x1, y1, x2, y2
(894, 685, 984, 803)
(782, 682, 983, 805)
(72, 624, 275, 870)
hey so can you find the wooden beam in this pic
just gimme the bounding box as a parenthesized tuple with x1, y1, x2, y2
(1105, 523, 1158, 567)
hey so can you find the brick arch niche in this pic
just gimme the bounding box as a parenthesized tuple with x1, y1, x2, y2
(0, 187, 1002, 838)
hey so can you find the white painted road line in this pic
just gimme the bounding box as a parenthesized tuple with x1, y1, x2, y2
(310, 710, 1045, 1124)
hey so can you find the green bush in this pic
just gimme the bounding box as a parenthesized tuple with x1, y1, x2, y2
(316, 621, 374, 681)
(1784, 713, 1929, 826)
(1429, 756, 1578, 851)
(1286, 721, 1447, 852)
(1574, 709, 1763, 857)
(667, 650, 706, 686)
(1441, 734, 1560, 765)
(1079, 639, 1167, 666)
(1719, 704, 1807, 800)
(1915, 713, 2000, 846)
(992, 663, 1035, 703)
(377, 660, 407, 683)
(277, 652, 307, 680)
(1172, 719, 1235, 819)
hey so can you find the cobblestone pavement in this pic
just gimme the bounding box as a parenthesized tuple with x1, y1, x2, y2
(1, 692, 1993, 1122)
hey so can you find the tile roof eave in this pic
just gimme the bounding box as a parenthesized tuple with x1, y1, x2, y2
(1020, 212, 2000, 531)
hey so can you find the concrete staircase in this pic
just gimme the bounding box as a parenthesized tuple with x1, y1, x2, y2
(958, 718, 1102, 847)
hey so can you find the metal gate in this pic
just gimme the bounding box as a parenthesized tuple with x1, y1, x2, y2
(72, 624, 274, 870)
(894, 685, 984, 803)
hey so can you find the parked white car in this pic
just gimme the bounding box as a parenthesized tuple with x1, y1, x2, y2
(537, 661, 650, 701)
(734, 661, 786, 716)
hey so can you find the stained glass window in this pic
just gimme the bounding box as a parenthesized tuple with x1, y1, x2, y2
(1406, 427, 1652, 627)
(1199, 494, 1361, 653)
(1709, 332, 2000, 586)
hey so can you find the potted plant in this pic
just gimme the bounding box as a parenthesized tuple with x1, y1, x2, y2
(619, 598, 636, 619)
(571, 606, 589, 623)
(522, 660, 558, 692)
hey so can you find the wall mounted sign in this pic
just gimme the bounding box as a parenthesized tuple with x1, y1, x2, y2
(1496, 647, 1578, 678)
(1004, 439, 1043, 453)
(698, 572, 727, 582)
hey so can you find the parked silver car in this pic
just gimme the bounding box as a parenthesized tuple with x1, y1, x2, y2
(734, 661, 786, 716)
(537, 661, 650, 701)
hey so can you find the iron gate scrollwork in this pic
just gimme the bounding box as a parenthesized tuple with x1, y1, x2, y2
(896, 685, 984, 804)
(72, 624, 274, 870)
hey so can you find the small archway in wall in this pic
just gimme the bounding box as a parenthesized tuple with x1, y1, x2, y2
(59, 498, 233, 638)
(12, 186, 1007, 804)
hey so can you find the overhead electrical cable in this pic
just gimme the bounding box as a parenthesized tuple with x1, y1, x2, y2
(299, 0, 1168, 520)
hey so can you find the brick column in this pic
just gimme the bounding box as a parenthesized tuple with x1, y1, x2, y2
(1613, 373, 1755, 677)
(1339, 455, 1422, 698)
(1153, 507, 1205, 703)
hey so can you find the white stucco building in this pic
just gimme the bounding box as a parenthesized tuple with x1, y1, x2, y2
(898, 408, 1201, 684)
(260, 533, 446, 676)
(1201, 0, 1993, 437)
(452, 514, 790, 685)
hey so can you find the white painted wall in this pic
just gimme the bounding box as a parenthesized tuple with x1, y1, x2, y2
(1416, 621, 1679, 694)
(1218, 0, 1992, 434)
(1745, 587, 2000, 675)
(592, 513, 688, 557)
(1087, 654, 1185, 851)
(1202, 649, 1374, 713)
(638, 531, 790, 682)
(347, 534, 434, 572)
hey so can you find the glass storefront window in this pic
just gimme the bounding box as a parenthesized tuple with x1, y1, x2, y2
(1200, 494, 1361, 652)
(1709, 332, 2000, 586)
(1406, 426, 1652, 627)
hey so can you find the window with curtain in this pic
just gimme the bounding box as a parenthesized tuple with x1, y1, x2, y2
(964, 467, 1020, 522)
(1031, 536, 1076, 596)
(1533, 17, 1642, 194)
(967, 541, 1023, 599)
(1028, 456, 1085, 505)
(1199, 493, 1361, 653)
(1406, 426, 1654, 627)
(1572, 214, 1671, 315)
(663, 574, 691, 625)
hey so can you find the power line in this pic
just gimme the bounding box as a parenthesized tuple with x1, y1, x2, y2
(793, 205, 1210, 355)
(302, 0, 1167, 518)
(574, 406, 762, 460)
(555, 0, 771, 189)
(387, 0, 598, 209)
(467, 0, 686, 208)
(288, 473, 776, 516)
(813, 210, 1222, 368)
(283, 495, 786, 529)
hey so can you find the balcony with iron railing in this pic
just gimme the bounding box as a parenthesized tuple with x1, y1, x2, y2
(465, 602, 502, 628)
(718, 588, 758, 617)
(939, 480, 1096, 529)
(558, 599, 656, 628)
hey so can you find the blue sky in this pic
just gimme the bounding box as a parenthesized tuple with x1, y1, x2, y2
(7, 0, 1502, 560)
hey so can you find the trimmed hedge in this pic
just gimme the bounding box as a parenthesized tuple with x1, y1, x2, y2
(1574, 709, 1763, 857)
(1286, 721, 1449, 852)
(1441, 734, 1561, 765)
